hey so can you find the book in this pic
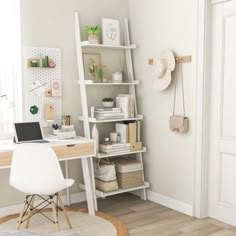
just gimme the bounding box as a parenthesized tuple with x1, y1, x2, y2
(99, 143, 131, 154)
(99, 148, 131, 154)
(95, 112, 124, 117)
(116, 96, 129, 118)
(137, 121, 141, 142)
(116, 94, 135, 118)
(128, 122, 136, 145)
(95, 112, 124, 120)
(100, 143, 131, 149)
(116, 123, 129, 143)
(95, 107, 121, 112)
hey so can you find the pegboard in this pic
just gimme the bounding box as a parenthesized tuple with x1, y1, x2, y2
(24, 47, 62, 127)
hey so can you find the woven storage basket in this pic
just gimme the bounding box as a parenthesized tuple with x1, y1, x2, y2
(115, 158, 144, 189)
(95, 178, 119, 192)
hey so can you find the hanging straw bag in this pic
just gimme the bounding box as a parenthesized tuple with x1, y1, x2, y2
(169, 64, 189, 133)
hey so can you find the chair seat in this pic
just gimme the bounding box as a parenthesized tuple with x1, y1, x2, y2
(65, 179, 74, 188)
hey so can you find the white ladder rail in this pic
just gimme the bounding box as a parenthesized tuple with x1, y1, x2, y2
(74, 12, 98, 211)
(124, 18, 138, 116)
(124, 18, 147, 200)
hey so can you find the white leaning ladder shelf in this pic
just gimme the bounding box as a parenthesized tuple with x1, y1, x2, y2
(74, 12, 149, 211)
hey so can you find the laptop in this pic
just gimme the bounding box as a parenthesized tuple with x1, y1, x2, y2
(13, 122, 49, 144)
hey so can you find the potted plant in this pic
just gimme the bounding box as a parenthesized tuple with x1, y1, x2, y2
(95, 65, 106, 82)
(85, 25, 101, 44)
(102, 98, 114, 108)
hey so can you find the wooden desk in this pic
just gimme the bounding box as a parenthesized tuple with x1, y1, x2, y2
(0, 137, 96, 216)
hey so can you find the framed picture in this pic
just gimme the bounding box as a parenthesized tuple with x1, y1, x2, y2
(83, 53, 101, 81)
(102, 18, 120, 46)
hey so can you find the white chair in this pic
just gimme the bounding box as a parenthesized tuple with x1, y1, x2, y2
(10, 143, 74, 232)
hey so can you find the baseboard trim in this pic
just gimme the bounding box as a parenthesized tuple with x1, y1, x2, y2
(147, 190, 194, 216)
(0, 192, 86, 218)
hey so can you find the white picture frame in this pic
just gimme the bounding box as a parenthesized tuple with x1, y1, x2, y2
(82, 53, 101, 80)
(102, 18, 120, 46)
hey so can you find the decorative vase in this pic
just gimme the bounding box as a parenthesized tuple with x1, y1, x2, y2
(103, 101, 114, 108)
(88, 35, 99, 44)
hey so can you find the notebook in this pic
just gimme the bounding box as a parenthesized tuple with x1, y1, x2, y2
(13, 122, 49, 144)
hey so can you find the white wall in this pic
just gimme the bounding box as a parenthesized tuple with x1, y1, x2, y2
(129, 0, 198, 205)
(1, 0, 199, 210)
(0, 0, 129, 208)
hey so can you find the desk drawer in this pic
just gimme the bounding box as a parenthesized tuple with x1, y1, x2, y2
(52, 142, 95, 159)
(0, 151, 13, 167)
(0, 142, 95, 168)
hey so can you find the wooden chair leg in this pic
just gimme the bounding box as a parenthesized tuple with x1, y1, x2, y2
(50, 196, 60, 232)
(25, 195, 35, 229)
(17, 197, 28, 230)
(57, 193, 72, 229)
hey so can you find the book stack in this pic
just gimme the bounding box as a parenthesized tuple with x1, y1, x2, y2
(94, 107, 124, 120)
(99, 143, 131, 154)
(116, 94, 135, 118)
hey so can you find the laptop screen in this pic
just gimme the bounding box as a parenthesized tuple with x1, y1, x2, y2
(14, 122, 43, 142)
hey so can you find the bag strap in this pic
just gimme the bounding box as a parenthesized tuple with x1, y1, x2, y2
(173, 63, 185, 116)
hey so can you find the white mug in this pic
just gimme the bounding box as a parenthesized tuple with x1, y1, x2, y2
(110, 132, 119, 143)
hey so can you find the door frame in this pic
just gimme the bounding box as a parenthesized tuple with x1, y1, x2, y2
(194, 0, 233, 218)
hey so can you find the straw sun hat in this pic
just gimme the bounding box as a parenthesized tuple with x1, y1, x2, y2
(153, 49, 176, 91)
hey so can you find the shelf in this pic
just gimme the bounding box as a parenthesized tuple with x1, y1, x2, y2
(77, 80, 140, 85)
(27, 57, 55, 68)
(78, 115, 143, 123)
(96, 147, 147, 159)
(79, 182, 149, 198)
(81, 41, 136, 50)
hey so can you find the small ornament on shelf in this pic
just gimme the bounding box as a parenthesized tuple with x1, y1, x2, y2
(27, 57, 56, 68)
(102, 97, 114, 108)
(95, 65, 106, 83)
(112, 72, 122, 83)
(85, 25, 101, 44)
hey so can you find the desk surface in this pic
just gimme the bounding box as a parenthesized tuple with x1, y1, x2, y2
(0, 136, 95, 168)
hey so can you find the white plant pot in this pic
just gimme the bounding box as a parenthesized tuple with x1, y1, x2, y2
(103, 101, 114, 108)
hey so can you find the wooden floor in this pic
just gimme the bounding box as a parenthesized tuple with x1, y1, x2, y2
(72, 193, 236, 236)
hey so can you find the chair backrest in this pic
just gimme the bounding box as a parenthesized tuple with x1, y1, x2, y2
(10, 143, 67, 195)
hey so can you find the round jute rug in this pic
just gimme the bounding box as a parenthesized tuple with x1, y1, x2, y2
(0, 208, 128, 236)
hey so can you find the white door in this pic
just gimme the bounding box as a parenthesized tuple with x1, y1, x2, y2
(208, 0, 236, 226)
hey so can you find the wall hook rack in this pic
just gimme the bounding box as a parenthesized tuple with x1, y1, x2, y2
(148, 55, 191, 65)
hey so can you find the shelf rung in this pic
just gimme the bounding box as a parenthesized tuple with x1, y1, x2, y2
(77, 80, 140, 85)
(77, 115, 143, 123)
(96, 147, 147, 159)
(81, 41, 136, 50)
(79, 182, 149, 198)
